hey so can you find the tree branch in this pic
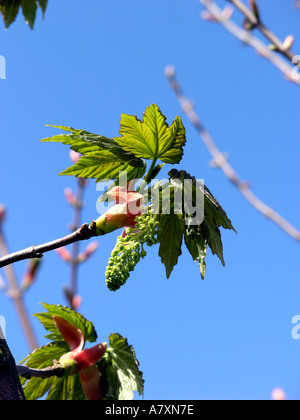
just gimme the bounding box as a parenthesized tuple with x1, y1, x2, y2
(0, 222, 98, 269)
(199, 0, 300, 86)
(69, 179, 86, 309)
(226, 0, 300, 65)
(17, 365, 65, 380)
(0, 330, 26, 400)
(0, 223, 39, 351)
(166, 66, 300, 243)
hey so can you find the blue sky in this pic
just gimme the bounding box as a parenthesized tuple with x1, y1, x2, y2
(0, 0, 299, 400)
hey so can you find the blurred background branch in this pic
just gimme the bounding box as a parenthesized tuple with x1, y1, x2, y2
(166, 66, 300, 243)
(0, 151, 99, 354)
(57, 151, 99, 311)
(199, 0, 300, 85)
(226, 0, 299, 65)
(0, 205, 38, 351)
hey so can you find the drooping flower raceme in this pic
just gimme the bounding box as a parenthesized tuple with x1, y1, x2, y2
(105, 213, 160, 291)
(53, 316, 107, 400)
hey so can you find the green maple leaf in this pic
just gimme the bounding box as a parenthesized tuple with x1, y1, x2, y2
(37, 0, 47, 15)
(169, 169, 236, 275)
(115, 104, 186, 164)
(20, 342, 70, 400)
(99, 333, 144, 400)
(0, 0, 48, 29)
(21, 0, 37, 28)
(157, 213, 185, 279)
(184, 227, 207, 280)
(20, 304, 98, 400)
(20, 305, 143, 401)
(42, 126, 146, 182)
(60, 151, 145, 183)
(0, 0, 20, 28)
(42, 103, 187, 183)
(34, 303, 97, 343)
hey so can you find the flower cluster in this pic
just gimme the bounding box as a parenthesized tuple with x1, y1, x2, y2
(105, 214, 159, 291)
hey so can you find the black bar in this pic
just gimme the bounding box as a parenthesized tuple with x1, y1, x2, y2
(97, 401, 200, 416)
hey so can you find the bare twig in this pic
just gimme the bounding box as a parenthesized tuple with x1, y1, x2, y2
(69, 179, 86, 309)
(226, 0, 300, 65)
(0, 224, 38, 351)
(0, 222, 98, 270)
(166, 67, 300, 243)
(17, 365, 65, 380)
(199, 0, 300, 85)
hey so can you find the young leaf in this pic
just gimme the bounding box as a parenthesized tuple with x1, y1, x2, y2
(0, 0, 48, 29)
(21, 0, 37, 29)
(42, 126, 146, 182)
(38, 0, 47, 16)
(115, 104, 186, 164)
(60, 151, 146, 183)
(23, 368, 85, 401)
(184, 228, 207, 280)
(21, 305, 143, 401)
(169, 169, 236, 275)
(99, 333, 144, 400)
(34, 303, 97, 344)
(46, 373, 85, 401)
(157, 214, 185, 278)
(200, 217, 225, 266)
(20, 342, 70, 400)
(43, 126, 143, 163)
(20, 342, 69, 370)
(20, 308, 93, 401)
(0, 0, 21, 28)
